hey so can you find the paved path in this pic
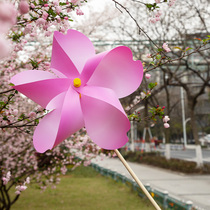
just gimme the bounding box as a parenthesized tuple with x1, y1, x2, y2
(92, 156, 210, 210)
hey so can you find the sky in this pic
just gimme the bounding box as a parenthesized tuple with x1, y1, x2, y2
(81, 0, 112, 13)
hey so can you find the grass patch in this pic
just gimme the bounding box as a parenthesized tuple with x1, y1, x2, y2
(12, 166, 154, 210)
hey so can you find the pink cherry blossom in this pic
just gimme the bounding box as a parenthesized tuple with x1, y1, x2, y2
(30, 3, 35, 8)
(169, 0, 176, 6)
(60, 166, 67, 175)
(2, 177, 8, 185)
(19, 185, 27, 191)
(164, 123, 170, 128)
(76, 8, 84, 16)
(53, 0, 59, 6)
(12, 109, 18, 115)
(30, 32, 36, 37)
(42, 11, 49, 20)
(45, 31, 52, 37)
(162, 43, 171, 52)
(36, 18, 46, 26)
(56, 16, 61, 23)
(155, 10, 162, 17)
(145, 73, 151, 79)
(155, 16, 160, 21)
(15, 191, 21, 195)
(15, 185, 27, 194)
(140, 92, 146, 99)
(11, 29, 143, 153)
(8, 115, 14, 122)
(25, 177, 30, 184)
(28, 111, 36, 119)
(24, 24, 32, 34)
(163, 115, 170, 123)
(2, 172, 11, 185)
(56, 6, 62, 14)
(71, 0, 81, 5)
(19, 0, 29, 15)
(149, 17, 157, 24)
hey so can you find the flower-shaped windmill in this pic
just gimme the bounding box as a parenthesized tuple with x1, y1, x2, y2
(11, 29, 160, 210)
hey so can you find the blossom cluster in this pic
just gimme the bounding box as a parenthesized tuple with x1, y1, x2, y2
(15, 177, 30, 195)
(155, 0, 176, 6)
(148, 0, 177, 23)
(162, 43, 171, 52)
(0, 0, 86, 60)
(2, 171, 11, 185)
(168, 0, 176, 7)
(1, 49, 104, 196)
(0, 1, 108, 208)
(163, 115, 170, 128)
(149, 10, 162, 24)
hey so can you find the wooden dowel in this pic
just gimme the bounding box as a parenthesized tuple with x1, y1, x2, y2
(114, 149, 161, 210)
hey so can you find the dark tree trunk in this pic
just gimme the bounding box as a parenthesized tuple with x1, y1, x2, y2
(187, 97, 199, 145)
(165, 88, 170, 144)
(163, 71, 170, 144)
(144, 100, 150, 143)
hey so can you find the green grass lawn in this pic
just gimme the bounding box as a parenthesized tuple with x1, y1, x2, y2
(12, 166, 154, 210)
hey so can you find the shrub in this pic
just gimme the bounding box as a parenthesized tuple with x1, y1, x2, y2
(120, 150, 210, 174)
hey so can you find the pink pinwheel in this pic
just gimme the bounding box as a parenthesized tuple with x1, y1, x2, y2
(11, 29, 143, 153)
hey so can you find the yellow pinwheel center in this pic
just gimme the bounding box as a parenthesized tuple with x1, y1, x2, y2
(73, 78, 81, 88)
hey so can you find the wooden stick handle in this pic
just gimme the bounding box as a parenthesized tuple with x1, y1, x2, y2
(114, 149, 161, 210)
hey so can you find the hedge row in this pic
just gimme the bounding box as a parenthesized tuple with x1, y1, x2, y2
(120, 150, 210, 174)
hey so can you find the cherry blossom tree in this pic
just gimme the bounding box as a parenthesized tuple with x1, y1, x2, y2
(0, 1, 106, 209)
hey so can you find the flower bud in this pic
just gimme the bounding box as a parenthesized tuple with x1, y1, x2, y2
(145, 73, 151, 79)
(19, 0, 29, 15)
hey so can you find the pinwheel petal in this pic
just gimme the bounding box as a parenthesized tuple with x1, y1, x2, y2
(86, 46, 143, 98)
(52, 29, 95, 74)
(53, 87, 84, 147)
(51, 33, 79, 78)
(80, 51, 108, 84)
(11, 70, 71, 108)
(80, 86, 130, 149)
(33, 109, 61, 153)
(34, 87, 84, 153)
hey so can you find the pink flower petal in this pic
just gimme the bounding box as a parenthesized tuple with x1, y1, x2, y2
(52, 30, 95, 74)
(86, 46, 143, 98)
(34, 87, 84, 153)
(11, 70, 71, 108)
(80, 86, 130, 149)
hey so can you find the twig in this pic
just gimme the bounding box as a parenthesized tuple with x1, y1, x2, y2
(0, 89, 15, 95)
(112, 0, 161, 50)
(146, 44, 210, 72)
(0, 115, 44, 129)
